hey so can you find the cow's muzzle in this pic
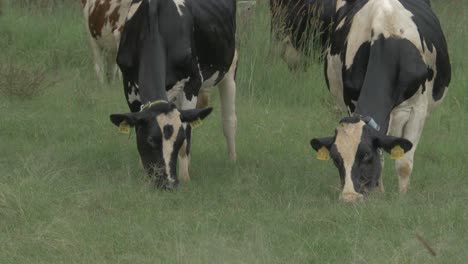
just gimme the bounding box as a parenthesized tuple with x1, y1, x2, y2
(339, 192, 364, 203)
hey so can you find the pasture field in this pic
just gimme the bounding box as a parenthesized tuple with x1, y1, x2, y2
(0, 0, 466, 263)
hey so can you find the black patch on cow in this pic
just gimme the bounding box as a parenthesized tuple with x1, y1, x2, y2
(329, 144, 346, 187)
(339, 116, 360, 124)
(342, 41, 370, 112)
(192, 0, 236, 87)
(398, 0, 451, 101)
(163, 124, 174, 140)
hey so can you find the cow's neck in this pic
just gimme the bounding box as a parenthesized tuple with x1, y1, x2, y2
(137, 35, 168, 104)
(138, 83, 167, 105)
(354, 81, 394, 134)
(354, 39, 400, 134)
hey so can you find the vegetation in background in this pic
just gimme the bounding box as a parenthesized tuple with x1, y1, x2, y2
(0, 0, 466, 263)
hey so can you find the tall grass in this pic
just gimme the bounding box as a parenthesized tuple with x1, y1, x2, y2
(0, 0, 466, 263)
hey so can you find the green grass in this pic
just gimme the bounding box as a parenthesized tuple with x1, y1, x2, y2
(0, 0, 467, 263)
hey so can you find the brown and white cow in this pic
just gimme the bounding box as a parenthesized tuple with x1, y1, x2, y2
(81, 0, 132, 83)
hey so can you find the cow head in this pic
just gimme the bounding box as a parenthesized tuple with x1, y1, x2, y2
(310, 117, 412, 203)
(110, 102, 212, 189)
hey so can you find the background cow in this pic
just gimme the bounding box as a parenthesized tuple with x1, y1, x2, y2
(82, 0, 131, 83)
(310, 0, 450, 202)
(269, 0, 334, 70)
(109, 0, 238, 189)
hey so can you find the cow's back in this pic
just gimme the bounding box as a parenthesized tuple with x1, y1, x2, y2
(328, 0, 450, 111)
(190, 0, 237, 78)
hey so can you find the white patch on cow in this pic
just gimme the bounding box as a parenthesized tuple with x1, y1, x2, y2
(201, 71, 220, 89)
(335, 121, 366, 202)
(127, 0, 142, 20)
(167, 77, 190, 103)
(127, 84, 140, 104)
(345, 0, 421, 69)
(173, 0, 185, 16)
(156, 110, 183, 183)
(326, 50, 347, 111)
(336, 19, 346, 30)
(336, 0, 347, 11)
(197, 62, 204, 82)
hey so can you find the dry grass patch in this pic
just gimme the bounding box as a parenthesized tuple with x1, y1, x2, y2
(0, 63, 50, 99)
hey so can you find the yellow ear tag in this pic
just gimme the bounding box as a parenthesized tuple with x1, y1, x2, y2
(118, 121, 130, 134)
(390, 145, 405, 160)
(317, 147, 330, 161)
(190, 119, 203, 129)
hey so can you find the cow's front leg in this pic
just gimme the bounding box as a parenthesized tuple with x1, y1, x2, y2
(87, 35, 106, 83)
(378, 149, 385, 192)
(175, 91, 198, 183)
(178, 128, 191, 183)
(218, 49, 238, 161)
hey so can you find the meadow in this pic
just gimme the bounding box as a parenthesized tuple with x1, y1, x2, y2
(0, 0, 466, 263)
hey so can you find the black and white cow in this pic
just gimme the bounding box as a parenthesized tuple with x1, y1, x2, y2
(269, 0, 334, 69)
(310, 0, 451, 202)
(109, 0, 238, 189)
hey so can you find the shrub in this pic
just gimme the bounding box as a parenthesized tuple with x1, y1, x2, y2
(0, 63, 48, 99)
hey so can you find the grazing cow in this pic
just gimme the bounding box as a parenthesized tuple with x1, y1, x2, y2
(109, 0, 238, 189)
(82, 0, 132, 83)
(310, 0, 450, 202)
(269, 0, 334, 69)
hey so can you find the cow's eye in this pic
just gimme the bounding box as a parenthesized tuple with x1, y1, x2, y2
(147, 137, 158, 147)
(362, 153, 372, 162)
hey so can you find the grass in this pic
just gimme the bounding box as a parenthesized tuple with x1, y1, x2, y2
(0, 0, 466, 263)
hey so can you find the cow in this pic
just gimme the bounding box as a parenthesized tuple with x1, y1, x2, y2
(81, 0, 132, 83)
(310, 0, 451, 202)
(109, 0, 238, 189)
(269, 0, 335, 70)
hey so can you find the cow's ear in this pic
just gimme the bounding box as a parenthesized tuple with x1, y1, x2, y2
(374, 135, 413, 158)
(310, 137, 334, 161)
(110, 112, 144, 127)
(310, 137, 334, 152)
(180, 107, 213, 123)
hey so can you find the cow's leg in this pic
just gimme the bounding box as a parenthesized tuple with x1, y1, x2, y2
(217, 49, 238, 161)
(88, 36, 106, 84)
(378, 149, 385, 192)
(196, 88, 211, 108)
(389, 102, 427, 193)
(178, 133, 190, 183)
(111, 29, 122, 82)
(176, 93, 198, 183)
(397, 106, 427, 193)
